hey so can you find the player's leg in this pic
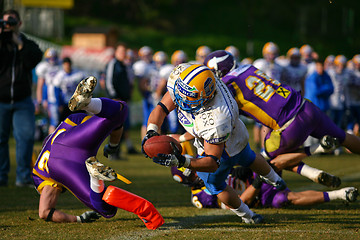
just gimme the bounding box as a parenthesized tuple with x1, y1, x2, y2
(85, 157, 118, 217)
(65, 76, 128, 150)
(287, 187, 358, 206)
(197, 151, 263, 224)
(39, 185, 77, 223)
(239, 144, 285, 190)
(341, 133, 360, 154)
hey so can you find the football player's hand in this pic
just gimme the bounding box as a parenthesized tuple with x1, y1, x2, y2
(153, 142, 190, 168)
(78, 211, 101, 223)
(251, 175, 263, 189)
(141, 130, 159, 157)
(103, 144, 119, 158)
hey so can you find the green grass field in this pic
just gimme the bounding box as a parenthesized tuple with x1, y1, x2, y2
(1, 127, 360, 240)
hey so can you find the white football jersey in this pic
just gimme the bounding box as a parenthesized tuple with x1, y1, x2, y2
(281, 63, 307, 92)
(253, 58, 283, 80)
(35, 61, 50, 78)
(167, 65, 249, 157)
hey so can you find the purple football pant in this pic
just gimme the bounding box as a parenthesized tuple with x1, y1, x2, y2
(265, 101, 346, 158)
(48, 98, 128, 217)
(260, 183, 290, 208)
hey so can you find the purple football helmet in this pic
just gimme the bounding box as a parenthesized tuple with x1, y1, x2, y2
(204, 50, 236, 78)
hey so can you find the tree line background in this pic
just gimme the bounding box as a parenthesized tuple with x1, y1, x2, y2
(63, 0, 359, 59)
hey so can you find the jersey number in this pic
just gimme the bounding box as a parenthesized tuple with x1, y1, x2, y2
(38, 150, 50, 173)
(192, 196, 203, 209)
(245, 76, 275, 102)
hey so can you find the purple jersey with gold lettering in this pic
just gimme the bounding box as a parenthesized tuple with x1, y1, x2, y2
(32, 98, 127, 217)
(222, 65, 303, 130)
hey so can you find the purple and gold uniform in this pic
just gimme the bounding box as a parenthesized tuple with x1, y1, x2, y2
(222, 65, 346, 158)
(32, 98, 128, 218)
(253, 172, 290, 208)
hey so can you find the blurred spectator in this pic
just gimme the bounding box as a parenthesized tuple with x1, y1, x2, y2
(0, 9, 42, 187)
(156, 50, 188, 134)
(304, 60, 334, 113)
(345, 54, 360, 135)
(102, 42, 138, 159)
(35, 48, 62, 134)
(225, 45, 240, 66)
(190, 45, 211, 64)
(328, 55, 351, 128)
(254, 42, 283, 80)
(253, 42, 283, 152)
(52, 57, 86, 120)
(281, 47, 307, 95)
(133, 46, 156, 139)
(300, 44, 316, 77)
(324, 55, 335, 71)
(240, 57, 253, 65)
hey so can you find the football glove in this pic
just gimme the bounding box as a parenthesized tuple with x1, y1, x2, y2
(141, 130, 159, 158)
(251, 175, 263, 189)
(153, 142, 191, 168)
(78, 211, 101, 223)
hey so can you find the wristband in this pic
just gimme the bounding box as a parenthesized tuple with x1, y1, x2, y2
(183, 155, 191, 168)
(179, 134, 186, 143)
(147, 123, 159, 133)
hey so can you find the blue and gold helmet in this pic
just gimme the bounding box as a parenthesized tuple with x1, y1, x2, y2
(173, 64, 216, 113)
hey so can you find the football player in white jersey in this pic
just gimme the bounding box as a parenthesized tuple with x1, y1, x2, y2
(345, 54, 360, 135)
(156, 50, 188, 134)
(35, 48, 62, 134)
(280, 48, 307, 95)
(299, 44, 316, 77)
(142, 64, 286, 224)
(225, 45, 240, 67)
(190, 45, 211, 64)
(253, 42, 283, 153)
(132, 46, 157, 139)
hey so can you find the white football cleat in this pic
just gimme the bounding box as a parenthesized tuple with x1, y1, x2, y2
(85, 157, 116, 181)
(242, 213, 264, 224)
(68, 76, 97, 111)
(344, 187, 358, 203)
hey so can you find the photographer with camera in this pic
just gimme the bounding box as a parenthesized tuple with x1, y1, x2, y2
(0, 9, 43, 187)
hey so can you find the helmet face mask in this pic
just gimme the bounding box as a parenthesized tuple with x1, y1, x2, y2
(173, 64, 216, 113)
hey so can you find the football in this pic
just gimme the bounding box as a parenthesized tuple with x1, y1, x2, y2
(143, 135, 182, 158)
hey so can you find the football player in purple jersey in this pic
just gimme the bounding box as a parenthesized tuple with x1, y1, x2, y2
(171, 166, 358, 210)
(32, 76, 164, 229)
(204, 50, 360, 188)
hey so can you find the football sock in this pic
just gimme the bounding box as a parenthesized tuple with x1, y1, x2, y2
(297, 162, 322, 182)
(230, 200, 254, 219)
(90, 175, 105, 193)
(263, 167, 281, 184)
(326, 188, 347, 201)
(83, 98, 102, 114)
(109, 142, 119, 147)
(308, 143, 326, 155)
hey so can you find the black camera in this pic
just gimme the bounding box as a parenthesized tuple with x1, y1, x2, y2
(0, 17, 18, 28)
